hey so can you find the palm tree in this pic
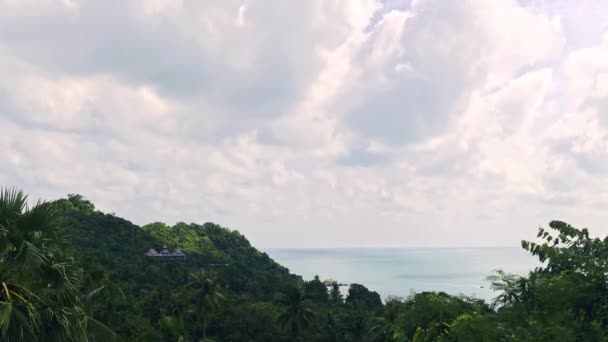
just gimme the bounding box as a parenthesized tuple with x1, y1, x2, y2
(341, 309, 369, 342)
(80, 282, 123, 341)
(275, 286, 316, 340)
(159, 315, 187, 342)
(0, 188, 88, 341)
(316, 313, 342, 342)
(187, 271, 223, 341)
(487, 270, 529, 309)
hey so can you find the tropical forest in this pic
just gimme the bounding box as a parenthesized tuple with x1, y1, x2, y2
(0, 188, 606, 341)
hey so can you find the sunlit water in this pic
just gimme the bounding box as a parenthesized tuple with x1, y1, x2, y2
(264, 247, 538, 303)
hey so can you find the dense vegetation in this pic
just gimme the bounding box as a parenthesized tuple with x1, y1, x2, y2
(1, 189, 607, 341)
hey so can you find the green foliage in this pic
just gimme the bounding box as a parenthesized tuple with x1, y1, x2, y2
(48, 192, 303, 341)
(391, 292, 489, 341)
(329, 282, 344, 304)
(186, 271, 224, 340)
(0, 189, 90, 341)
(221, 301, 284, 341)
(275, 285, 316, 340)
(346, 283, 383, 311)
(305, 276, 330, 304)
(4, 189, 608, 342)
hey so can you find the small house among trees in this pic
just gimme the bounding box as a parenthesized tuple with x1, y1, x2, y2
(145, 244, 187, 262)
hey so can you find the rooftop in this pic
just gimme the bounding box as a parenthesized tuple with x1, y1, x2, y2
(144, 245, 187, 261)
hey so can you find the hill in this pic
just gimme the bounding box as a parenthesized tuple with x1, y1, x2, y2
(54, 194, 301, 339)
(2, 189, 608, 341)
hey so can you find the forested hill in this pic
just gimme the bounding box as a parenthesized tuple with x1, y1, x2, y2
(3, 189, 608, 341)
(53, 194, 302, 338)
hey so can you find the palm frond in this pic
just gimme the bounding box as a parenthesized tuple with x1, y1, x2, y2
(0, 188, 27, 226)
(86, 316, 120, 342)
(13, 241, 47, 268)
(18, 200, 58, 236)
(83, 286, 106, 302)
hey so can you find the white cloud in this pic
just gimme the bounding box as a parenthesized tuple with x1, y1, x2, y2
(1, 0, 607, 247)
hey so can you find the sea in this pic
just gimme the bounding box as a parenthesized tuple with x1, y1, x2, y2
(264, 247, 539, 303)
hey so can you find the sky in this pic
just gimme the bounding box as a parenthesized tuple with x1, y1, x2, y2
(1, 0, 608, 248)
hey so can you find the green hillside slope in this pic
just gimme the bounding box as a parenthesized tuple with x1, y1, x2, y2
(54, 194, 300, 340)
(2, 190, 607, 341)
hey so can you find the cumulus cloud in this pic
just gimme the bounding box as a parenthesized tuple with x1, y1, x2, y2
(330, 0, 563, 145)
(1, 0, 607, 247)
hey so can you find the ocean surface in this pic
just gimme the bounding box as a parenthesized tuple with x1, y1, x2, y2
(264, 247, 538, 303)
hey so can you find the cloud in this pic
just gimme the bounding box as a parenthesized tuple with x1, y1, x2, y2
(330, 0, 563, 145)
(337, 146, 390, 167)
(547, 33, 608, 175)
(1, 0, 608, 247)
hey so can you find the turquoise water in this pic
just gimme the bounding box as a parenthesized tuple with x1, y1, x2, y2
(265, 247, 538, 303)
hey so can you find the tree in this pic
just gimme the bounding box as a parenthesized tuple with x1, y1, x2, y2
(80, 275, 124, 342)
(316, 312, 343, 342)
(368, 296, 406, 342)
(275, 286, 315, 340)
(0, 188, 89, 341)
(159, 315, 188, 342)
(482, 221, 608, 340)
(520, 221, 608, 338)
(66, 194, 96, 214)
(340, 308, 370, 342)
(304, 276, 329, 304)
(486, 270, 529, 309)
(222, 302, 282, 341)
(346, 284, 382, 311)
(187, 271, 224, 341)
(395, 292, 486, 341)
(329, 282, 343, 304)
(17, 188, 608, 342)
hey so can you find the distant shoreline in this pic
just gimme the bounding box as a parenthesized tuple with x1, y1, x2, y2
(264, 246, 523, 250)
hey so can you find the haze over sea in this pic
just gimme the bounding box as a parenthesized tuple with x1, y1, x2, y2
(265, 247, 538, 303)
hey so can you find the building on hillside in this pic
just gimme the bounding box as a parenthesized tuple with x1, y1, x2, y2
(145, 244, 187, 262)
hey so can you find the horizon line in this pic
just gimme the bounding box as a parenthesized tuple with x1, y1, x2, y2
(261, 245, 523, 250)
